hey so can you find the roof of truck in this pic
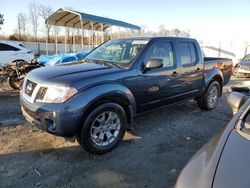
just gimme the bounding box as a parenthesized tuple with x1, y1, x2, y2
(111, 36, 196, 41)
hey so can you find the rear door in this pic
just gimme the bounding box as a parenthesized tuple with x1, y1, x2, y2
(176, 41, 204, 97)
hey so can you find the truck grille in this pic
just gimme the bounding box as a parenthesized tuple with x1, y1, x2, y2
(25, 79, 37, 97)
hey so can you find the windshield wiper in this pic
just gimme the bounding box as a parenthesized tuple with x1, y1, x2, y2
(88, 58, 123, 69)
(102, 61, 122, 68)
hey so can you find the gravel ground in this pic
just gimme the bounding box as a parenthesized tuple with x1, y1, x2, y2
(0, 78, 246, 188)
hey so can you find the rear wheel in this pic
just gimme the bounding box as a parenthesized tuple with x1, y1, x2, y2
(76, 103, 126, 154)
(197, 81, 220, 110)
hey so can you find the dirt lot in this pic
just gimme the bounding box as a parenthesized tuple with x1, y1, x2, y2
(0, 78, 247, 188)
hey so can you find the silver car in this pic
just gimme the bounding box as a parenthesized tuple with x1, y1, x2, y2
(175, 92, 250, 188)
(234, 54, 250, 78)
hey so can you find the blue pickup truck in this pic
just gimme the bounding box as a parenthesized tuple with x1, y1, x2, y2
(20, 37, 233, 154)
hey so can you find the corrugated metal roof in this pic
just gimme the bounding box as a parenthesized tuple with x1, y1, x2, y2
(46, 8, 141, 31)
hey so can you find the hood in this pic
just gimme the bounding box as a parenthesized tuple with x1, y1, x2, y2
(26, 61, 122, 87)
(239, 61, 250, 66)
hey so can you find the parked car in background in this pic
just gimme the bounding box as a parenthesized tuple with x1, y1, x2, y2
(234, 54, 250, 78)
(175, 92, 250, 188)
(20, 37, 233, 154)
(0, 41, 34, 67)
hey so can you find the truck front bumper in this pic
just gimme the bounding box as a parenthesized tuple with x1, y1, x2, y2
(20, 96, 82, 137)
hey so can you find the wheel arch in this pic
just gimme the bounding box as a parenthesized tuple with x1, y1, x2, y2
(82, 93, 134, 125)
(204, 69, 224, 96)
(76, 83, 136, 133)
(12, 59, 25, 62)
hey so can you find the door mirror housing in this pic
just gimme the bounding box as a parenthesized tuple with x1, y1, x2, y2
(227, 92, 248, 115)
(144, 58, 163, 70)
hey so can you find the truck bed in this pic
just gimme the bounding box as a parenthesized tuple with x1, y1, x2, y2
(204, 57, 233, 85)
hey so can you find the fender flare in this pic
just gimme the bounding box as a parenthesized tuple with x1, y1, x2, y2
(202, 68, 224, 96)
(73, 82, 136, 126)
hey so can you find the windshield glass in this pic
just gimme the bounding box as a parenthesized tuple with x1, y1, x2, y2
(86, 39, 149, 68)
(243, 54, 250, 61)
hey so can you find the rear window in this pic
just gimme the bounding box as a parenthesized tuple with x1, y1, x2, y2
(0, 43, 20, 51)
(179, 42, 197, 66)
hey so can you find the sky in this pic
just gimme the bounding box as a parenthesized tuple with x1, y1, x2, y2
(1, 0, 250, 47)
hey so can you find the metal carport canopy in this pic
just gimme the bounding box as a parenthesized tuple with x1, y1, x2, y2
(45, 8, 141, 31)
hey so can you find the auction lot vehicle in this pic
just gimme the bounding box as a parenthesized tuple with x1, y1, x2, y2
(0, 41, 34, 66)
(20, 37, 233, 154)
(175, 92, 250, 188)
(1, 60, 41, 90)
(234, 54, 250, 78)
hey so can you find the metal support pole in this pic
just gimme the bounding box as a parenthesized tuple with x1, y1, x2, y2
(244, 42, 249, 56)
(46, 24, 48, 55)
(88, 30, 91, 51)
(81, 21, 84, 50)
(91, 22, 94, 48)
(64, 28, 67, 53)
(73, 29, 76, 53)
(110, 27, 113, 39)
(55, 27, 58, 54)
(95, 31, 98, 45)
(218, 42, 221, 57)
(101, 24, 104, 43)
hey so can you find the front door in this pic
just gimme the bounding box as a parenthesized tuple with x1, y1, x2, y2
(136, 40, 183, 112)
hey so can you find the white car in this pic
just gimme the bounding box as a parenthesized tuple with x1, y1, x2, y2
(0, 41, 34, 66)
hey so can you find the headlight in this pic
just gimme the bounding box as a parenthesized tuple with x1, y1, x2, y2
(36, 86, 78, 103)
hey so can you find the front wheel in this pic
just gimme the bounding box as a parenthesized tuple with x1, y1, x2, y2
(197, 81, 221, 110)
(76, 103, 126, 154)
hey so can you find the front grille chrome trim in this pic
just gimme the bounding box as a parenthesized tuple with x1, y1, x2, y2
(22, 78, 40, 104)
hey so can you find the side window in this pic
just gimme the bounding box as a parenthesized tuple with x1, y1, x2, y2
(189, 43, 197, 64)
(145, 41, 174, 68)
(179, 42, 197, 66)
(0, 43, 19, 51)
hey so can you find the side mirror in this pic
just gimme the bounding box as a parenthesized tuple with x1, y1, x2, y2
(144, 58, 163, 70)
(227, 92, 248, 115)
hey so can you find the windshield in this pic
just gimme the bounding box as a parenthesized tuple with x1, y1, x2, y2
(86, 39, 149, 68)
(243, 54, 250, 61)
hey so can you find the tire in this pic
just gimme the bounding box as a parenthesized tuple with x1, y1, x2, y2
(197, 81, 221, 110)
(76, 103, 127, 154)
